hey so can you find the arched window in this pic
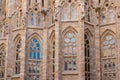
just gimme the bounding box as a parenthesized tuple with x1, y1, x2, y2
(49, 41, 55, 80)
(37, 13, 41, 26)
(0, 46, 6, 79)
(71, 4, 77, 19)
(62, 4, 69, 20)
(85, 34, 91, 80)
(100, 9, 106, 24)
(29, 12, 34, 26)
(64, 32, 76, 71)
(27, 37, 40, 80)
(15, 39, 22, 74)
(101, 35, 117, 80)
(108, 8, 114, 22)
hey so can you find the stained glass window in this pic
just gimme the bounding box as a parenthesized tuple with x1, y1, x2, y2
(101, 35, 117, 80)
(109, 8, 114, 22)
(37, 13, 41, 26)
(85, 34, 91, 80)
(0, 46, 6, 80)
(27, 37, 40, 80)
(101, 9, 106, 24)
(64, 32, 76, 71)
(71, 4, 77, 19)
(15, 39, 21, 74)
(29, 13, 34, 26)
(49, 41, 55, 80)
(62, 4, 69, 20)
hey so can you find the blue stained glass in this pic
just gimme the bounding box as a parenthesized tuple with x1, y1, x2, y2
(30, 13, 34, 25)
(29, 51, 33, 59)
(29, 47, 32, 51)
(30, 18, 34, 25)
(29, 38, 40, 60)
(38, 47, 40, 50)
(37, 18, 40, 26)
(30, 42, 34, 47)
(34, 47, 36, 51)
(33, 38, 37, 42)
(37, 52, 40, 59)
(36, 43, 40, 47)
(65, 62, 68, 70)
(33, 51, 37, 59)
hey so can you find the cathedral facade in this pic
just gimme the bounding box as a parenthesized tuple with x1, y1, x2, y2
(0, 0, 120, 80)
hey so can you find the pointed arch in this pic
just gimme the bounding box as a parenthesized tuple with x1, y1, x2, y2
(28, 11, 34, 26)
(62, 3, 69, 20)
(101, 29, 116, 42)
(13, 33, 21, 42)
(71, 3, 77, 19)
(101, 29, 117, 80)
(27, 33, 41, 79)
(15, 37, 22, 74)
(28, 33, 43, 43)
(100, 8, 106, 24)
(0, 43, 6, 48)
(63, 27, 77, 71)
(85, 28, 93, 41)
(36, 12, 41, 26)
(108, 6, 115, 22)
(48, 30, 55, 80)
(49, 30, 55, 43)
(62, 26, 78, 38)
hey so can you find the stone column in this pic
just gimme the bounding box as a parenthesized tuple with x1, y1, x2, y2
(54, 0, 61, 80)
(42, 27, 48, 80)
(116, 8, 120, 79)
(20, 30, 26, 80)
(94, 25, 101, 80)
(55, 20, 61, 80)
(77, 1, 85, 80)
(5, 18, 15, 80)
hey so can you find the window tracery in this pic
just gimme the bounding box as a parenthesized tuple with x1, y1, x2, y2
(62, 1, 77, 21)
(15, 39, 22, 74)
(28, 6, 41, 27)
(29, 12, 34, 26)
(64, 32, 76, 71)
(49, 41, 55, 80)
(108, 8, 114, 22)
(62, 4, 69, 20)
(71, 4, 77, 19)
(85, 1, 91, 22)
(37, 13, 41, 26)
(85, 34, 91, 80)
(101, 35, 117, 80)
(0, 46, 6, 80)
(100, 9, 106, 24)
(27, 37, 41, 80)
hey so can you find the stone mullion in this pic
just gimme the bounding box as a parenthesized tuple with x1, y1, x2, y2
(20, 31, 26, 80)
(55, 21, 61, 80)
(115, 5, 120, 79)
(54, 0, 61, 80)
(42, 28, 48, 80)
(94, 26, 101, 80)
(77, 1, 85, 80)
(5, 19, 15, 80)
